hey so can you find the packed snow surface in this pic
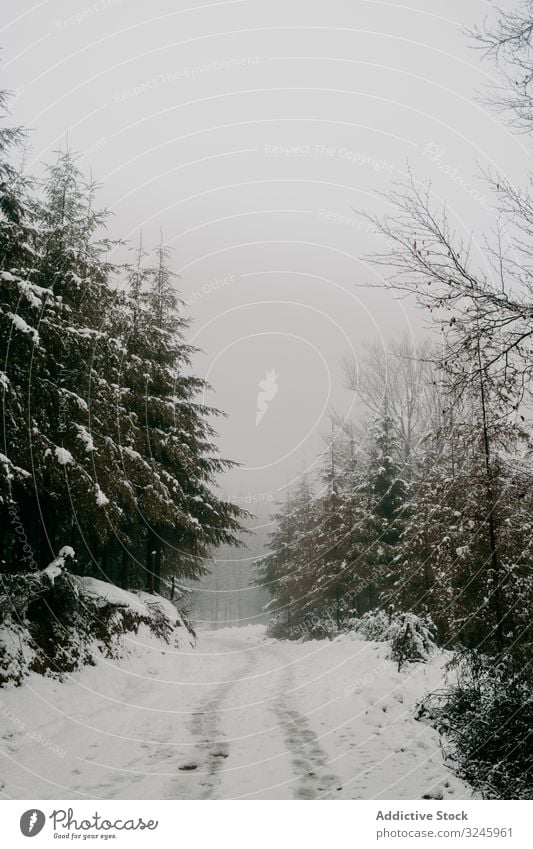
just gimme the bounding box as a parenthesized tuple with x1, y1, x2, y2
(0, 625, 472, 800)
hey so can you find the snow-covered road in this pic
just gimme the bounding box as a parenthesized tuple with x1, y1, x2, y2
(0, 626, 472, 800)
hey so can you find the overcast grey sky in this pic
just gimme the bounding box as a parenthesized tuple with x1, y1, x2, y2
(2, 0, 528, 530)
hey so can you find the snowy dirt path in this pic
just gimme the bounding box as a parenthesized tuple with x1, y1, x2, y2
(271, 656, 341, 800)
(0, 626, 473, 800)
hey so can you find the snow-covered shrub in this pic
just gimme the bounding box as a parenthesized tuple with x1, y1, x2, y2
(300, 614, 338, 641)
(351, 609, 392, 641)
(267, 609, 339, 641)
(417, 656, 532, 799)
(0, 559, 195, 685)
(387, 612, 437, 669)
(266, 615, 291, 640)
(348, 609, 436, 667)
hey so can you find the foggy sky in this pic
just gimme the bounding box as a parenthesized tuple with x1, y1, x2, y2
(2, 0, 528, 549)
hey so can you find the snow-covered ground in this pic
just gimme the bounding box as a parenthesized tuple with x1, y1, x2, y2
(0, 625, 472, 800)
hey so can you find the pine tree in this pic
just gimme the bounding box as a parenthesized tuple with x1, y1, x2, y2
(261, 476, 320, 635)
(0, 120, 246, 588)
(396, 414, 532, 667)
(0, 91, 43, 569)
(261, 436, 377, 635)
(353, 404, 407, 612)
(24, 151, 128, 570)
(117, 235, 243, 593)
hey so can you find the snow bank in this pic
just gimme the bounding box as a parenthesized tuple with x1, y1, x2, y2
(79, 577, 193, 638)
(0, 565, 195, 686)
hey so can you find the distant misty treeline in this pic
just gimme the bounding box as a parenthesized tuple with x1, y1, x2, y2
(261, 334, 533, 798)
(0, 90, 245, 593)
(262, 335, 532, 677)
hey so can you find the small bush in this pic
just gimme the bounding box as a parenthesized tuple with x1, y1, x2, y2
(387, 612, 437, 669)
(351, 609, 392, 641)
(417, 656, 532, 799)
(348, 609, 437, 668)
(301, 616, 338, 641)
(267, 609, 339, 641)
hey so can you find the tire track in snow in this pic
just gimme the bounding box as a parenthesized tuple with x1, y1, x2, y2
(271, 651, 341, 800)
(175, 639, 257, 799)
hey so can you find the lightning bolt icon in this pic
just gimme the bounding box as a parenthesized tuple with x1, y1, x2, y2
(28, 811, 38, 833)
(256, 368, 279, 426)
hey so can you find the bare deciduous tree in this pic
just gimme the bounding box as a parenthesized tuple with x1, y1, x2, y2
(343, 333, 446, 470)
(364, 172, 533, 409)
(472, 0, 533, 131)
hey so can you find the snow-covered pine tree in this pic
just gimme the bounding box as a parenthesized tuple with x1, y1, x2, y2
(117, 236, 243, 593)
(0, 91, 44, 570)
(261, 475, 319, 636)
(357, 403, 407, 612)
(302, 431, 370, 627)
(24, 151, 130, 571)
(395, 411, 532, 667)
(1, 121, 245, 589)
(261, 430, 380, 636)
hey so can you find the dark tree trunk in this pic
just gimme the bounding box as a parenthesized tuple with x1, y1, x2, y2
(38, 494, 56, 569)
(476, 337, 504, 655)
(154, 546, 161, 594)
(145, 530, 155, 593)
(101, 544, 110, 582)
(0, 504, 8, 570)
(121, 546, 130, 589)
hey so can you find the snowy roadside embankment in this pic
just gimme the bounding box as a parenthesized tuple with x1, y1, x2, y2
(0, 624, 472, 800)
(0, 556, 194, 686)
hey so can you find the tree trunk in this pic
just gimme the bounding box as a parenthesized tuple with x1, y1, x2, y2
(121, 547, 130, 589)
(38, 494, 56, 569)
(101, 544, 109, 581)
(476, 337, 504, 654)
(368, 581, 376, 611)
(154, 546, 161, 594)
(145, 530, 155, 593)
(0, 504, 6, 570)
